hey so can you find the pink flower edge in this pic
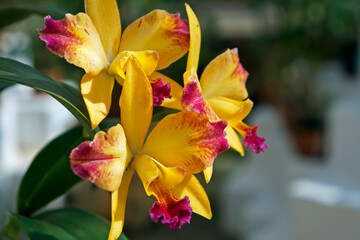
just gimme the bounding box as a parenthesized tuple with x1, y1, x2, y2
(149, 196, 192, 229)
(243, 125, 268, 153)
(151, 77, 172, 106)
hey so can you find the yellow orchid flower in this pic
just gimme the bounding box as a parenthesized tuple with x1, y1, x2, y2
(38, 0, 190, 128)
(152, 4, 268, 161)
(70, 57, 229, 239)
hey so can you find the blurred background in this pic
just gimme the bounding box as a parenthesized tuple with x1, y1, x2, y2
(0, 0, 359, 239)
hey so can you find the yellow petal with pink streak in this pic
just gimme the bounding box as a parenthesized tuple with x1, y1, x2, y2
(120, 57, 152, 153)
(185, 4, 201, 72)
(143, 111, 229, 175)
(182, 69, 219, 122)
(119, 10, 189, 70)
(200, 48, 249, 101)
(108, 50, 159, 80)
(85, 0, 121, 61)
(70, 124, 131, 192)
(173, 174, 212, 219)
(108, 169, 134, 240)
(81, 70, 115, 129)
(150, 72, 183, 110)
(39, 13, 108, 75)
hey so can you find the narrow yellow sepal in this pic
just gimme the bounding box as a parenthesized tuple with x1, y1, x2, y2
(185, 4, 201, 72)
(108, 169, 134, 240)
(120, 56, 153, 153)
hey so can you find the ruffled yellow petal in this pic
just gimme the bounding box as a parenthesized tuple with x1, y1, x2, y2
(173, 174, 212, 219)
(39, 13, 108, 75)
(81, 70, 115, 129)
(150, 72, 183, 110)
(70, 124, 131, 192)
(185, 4, 201, 72)
(133, 154, 192, 228)
(225, 125, 244, 156)
(108, 50, 159, 80)
(142, 111, 229, 175)
(119, 10, 189, 70)
(132, 154, 159, 196)
(203, 166, 213, 184)
(108, 169, 134, 240)
(120, 56, 152, 153)
(206, 97, 253, 125)
(85, 0, 121, 61)
(152, 158, 187, 190)
(132, 154, 186, 195)
(208, 97, 267, 153)
(200, 48, 249, 101)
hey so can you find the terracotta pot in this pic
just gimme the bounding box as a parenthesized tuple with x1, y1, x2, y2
(290, 124, 324, 159)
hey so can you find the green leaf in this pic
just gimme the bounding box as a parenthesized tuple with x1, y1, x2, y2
(10, 208, 128, 240)
(99, 118, 121, 130)
(17, 126, 84, 216)
(0, 81, 14, 93)
(13, 213, 77, 240)
(35, 208, 127, 240)
(0, 57, 93, 136)
(0, 5, 66, 29)
(151, 108, 180, 123)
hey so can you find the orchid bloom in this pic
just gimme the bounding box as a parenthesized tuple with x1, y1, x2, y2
(152, 5, 268, 164)
(39, 0, 190, 128)
(70, 57, 229, 239)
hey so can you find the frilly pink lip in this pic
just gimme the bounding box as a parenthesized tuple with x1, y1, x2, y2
(243, 125, 268, 153)
(149, 195, 192, 229)
(151, 77, 172, 106)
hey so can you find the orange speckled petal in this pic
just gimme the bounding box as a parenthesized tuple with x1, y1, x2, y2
(200, 48, 249, 101)
(39, 13, 108, 75)
(143, 111, 229, 175)
(119, 10, 189, 70)
(70, 124, 131, 192)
